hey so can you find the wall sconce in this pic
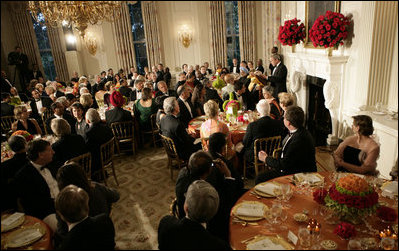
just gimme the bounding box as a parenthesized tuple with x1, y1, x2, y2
(178, 25, 193, 48)
(84, 32, 97, 56)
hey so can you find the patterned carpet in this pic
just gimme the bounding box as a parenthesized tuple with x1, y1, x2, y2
(106, 146, 176, 250)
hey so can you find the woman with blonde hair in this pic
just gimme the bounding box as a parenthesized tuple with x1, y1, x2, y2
(80, 93, 94, 112)
(11, 105, 42, 135)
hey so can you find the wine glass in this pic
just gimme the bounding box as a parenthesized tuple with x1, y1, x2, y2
(380, 237, 395, 250)
(270, 202, 282, 225)
(375, 102, 383, 113)
(273, 186, 284, 204)
(281, 184, 293, 208)
(348, 239, 362, 250)
(298, 227, 312, 249)
(279, 209, 288, 231)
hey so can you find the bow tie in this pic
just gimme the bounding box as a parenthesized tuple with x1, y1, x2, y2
(40, 165, 47, 171)
(288, 132, 294, 137)
(137, 90, 141, 93)
(35, 99, 41, 102)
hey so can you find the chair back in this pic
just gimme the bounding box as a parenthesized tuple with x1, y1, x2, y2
(99, 137, 119, 186)
(110, 121, 135, 154)
(253, 135, 282, 175)
(41, 109, 54, 135)
(150, 113, 159, 133)
(1, 116, 16, 133)
(68, 152, 92, 180)
(160, 134, 178, 159)
(142, 113, 161, 147)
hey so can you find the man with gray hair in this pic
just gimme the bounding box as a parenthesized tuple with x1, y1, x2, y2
(243, 99, 284, 164)
(158, 180, 230, 250)
(263, 53, 287, 98)
(160, 97, 201, 161)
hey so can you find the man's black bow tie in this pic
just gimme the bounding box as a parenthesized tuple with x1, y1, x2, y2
(35, 99, 41, 102)
(137, 90, 141, 93)
(288, 132, 294, 137)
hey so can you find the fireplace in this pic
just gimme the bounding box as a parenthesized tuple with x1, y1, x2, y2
(306, 75, 332, 146)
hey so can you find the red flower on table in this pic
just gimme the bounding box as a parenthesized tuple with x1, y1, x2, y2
(334, 222, 356, 239)
(313, 188, 328, 205)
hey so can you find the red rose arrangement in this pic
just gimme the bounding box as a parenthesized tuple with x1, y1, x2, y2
(278, 18, 306, 46)
(11, 130, 34, 142)
(313, 188, 328, 205)
(324, 174, 379, 220)
(309, 10, 350, 48)
(377, 206, 398, 222)
(334, 222, 356, 239)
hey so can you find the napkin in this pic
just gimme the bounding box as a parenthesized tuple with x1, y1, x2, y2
(236, 203, 265, 218)
(294, 173, 321, 184)
(381, 181, 398, 199)
(1, 212, 24, 228)
(247, 238, 286, 250)
(255, 183, 280, 195)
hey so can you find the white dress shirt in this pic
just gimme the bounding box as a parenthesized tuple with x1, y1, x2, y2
(272, 62, 281, 76)
(281, 129, 297, 159)
(33, 99, 43, 114)
(179, 97, 193, 118)
(30, 161, 59, 199)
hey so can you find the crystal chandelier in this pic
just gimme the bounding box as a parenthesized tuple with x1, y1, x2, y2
(28, 1, 126, 37)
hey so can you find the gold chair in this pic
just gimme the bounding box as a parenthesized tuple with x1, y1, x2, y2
(68, 152, 92, 180)
(110, 121, 135, 155)
(1, 116, 16, 135)
(243, 135, 282, 179)
(41, 109, 54, 135)
(160, 134, 188, 180)
(169, 197, 180, 218)
(142, 113, 161, 147)
(93, 137, 119, 187)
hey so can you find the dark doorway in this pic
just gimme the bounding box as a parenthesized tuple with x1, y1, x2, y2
(306, 75, 332, 146)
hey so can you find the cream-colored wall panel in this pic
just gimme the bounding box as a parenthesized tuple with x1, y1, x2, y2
(255, 1, 263, 62)
(1, 2, 18, 76)
(388, 16, 398, 112)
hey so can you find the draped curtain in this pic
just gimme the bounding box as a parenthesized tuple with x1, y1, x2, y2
(238, 1, 256, 63)
(209, 1, 227, 69)
(47, 27, 69, 82)
(7, 2, 43, 79)
(262, 1, 281, 67)
(111, 3, 136, 73)
(141, 1, 163, 68)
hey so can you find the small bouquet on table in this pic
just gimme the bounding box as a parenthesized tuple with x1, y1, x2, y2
(223, 92, 242, 125)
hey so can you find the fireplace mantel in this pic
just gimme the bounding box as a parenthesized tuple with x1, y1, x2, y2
(286, 52, 349, 145)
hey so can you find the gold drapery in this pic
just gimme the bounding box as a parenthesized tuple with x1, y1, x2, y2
(209, 1, 227, 69)
(142, 1, 163, 68)
(47, 26, 69, 82)
(263, 1, 281, 73)
(238, 1, 256, 63)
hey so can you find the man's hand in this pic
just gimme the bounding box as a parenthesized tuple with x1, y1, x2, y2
(258, 150, 268, 162)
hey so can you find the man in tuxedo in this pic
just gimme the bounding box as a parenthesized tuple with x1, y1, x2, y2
(160, 97, 201, 161)
(1, 70, 13, 93)
(150, 72, 159, 92)
(255, 106, 316, 184)
(222, 80, 255, 111)
(177, 85, 195, 128)
(243, 99, 285, 163)
(229, 58, 240, 74)
(130, 77, 145, 101)
(204, 62, 213, 75)
(30, 89, 53, 122)
(13, 139, 59, 230)
(55, 185, 115, 250)
(118, 78, 132, 100)
(265, 54, 287, 99)
(152, 65, 164, 84)
(203, 78, 223, 110)
(155, 81, 176, 98)
(174, 72, 187, 93)
(158, 180, 230, 250)
(28, 63, 43, 80)
(1, 92, 15, 116)
(90, 75, 101, 96)
(46, 102, 76, 135)
(8, 46, 29, 91)
(255, 59, 265, 74)
(106, 68, 114, 82)
(268, 46, 284, 74)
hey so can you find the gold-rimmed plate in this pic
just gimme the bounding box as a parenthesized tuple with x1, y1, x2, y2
(293, 172, 324, 186)
(232, 201, 268, 221)
(5, 224, 46, 248)
(246, 235, 294, 250)
(253, 181, 282, 198)
(1, 213, 25, 233)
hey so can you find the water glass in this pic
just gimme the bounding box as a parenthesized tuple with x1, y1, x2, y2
(380, 237, 395, 250)
(298, 227, 312, 249)
(279, 209, 288, 231)
(375, 102, 383, 112)
(282, 184, 293, 208)
(270, 203, 282, 225)
(348, 239, 362, 250)
(273, 186, 284, 203)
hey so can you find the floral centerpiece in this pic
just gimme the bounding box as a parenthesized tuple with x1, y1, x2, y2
(212, 75, 225, 90)
(9, 96, 22, 106)
(278, 18, 306, 49)
(11, 130, 34, 142)
(223, 92, 242, 122)
(324, 174, 379, 223)
(334, 222, 356, 239)
(309, 10, 350, 50)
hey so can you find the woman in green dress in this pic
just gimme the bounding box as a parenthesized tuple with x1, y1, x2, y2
(133, 87, 158, 131)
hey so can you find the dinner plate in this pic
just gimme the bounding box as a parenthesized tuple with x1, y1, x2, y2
(232, 201, 268, 221)
(5, 224, 45, 248)
(253, 181, 282, 198)
(293, 173, 324, 186)
(1, 213, 25, 233)
(246, 235, 294, 250)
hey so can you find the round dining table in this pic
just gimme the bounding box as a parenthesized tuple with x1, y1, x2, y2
(229, 172, 398, 250)
(1, 214, 53, 250)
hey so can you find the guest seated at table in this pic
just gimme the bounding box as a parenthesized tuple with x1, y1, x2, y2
(71, 102, 89, 137)
(177, 85, 196, 128)
(118, 78, 132, 101)
(46, 101, 77, 135)
(130, 76, 145, 102)
(203, 78, 224, 111)
(238, 67, 251, 90)
(13, 139, 59, 231)
(243, 99, 284, 164)
(95, 81, 108, 106)
(277, 92, 295, 137)
(54, 162, 120, 248)
(222, 80, 255, 111)
(159, 180, 230, 250)
(262, 85, 283, 120)
(29, 89, 53, 120)
(84, 108, 114, 182)
(160, 97, 201, 161)
(80, 92, 98, 111)
(1, 92, 15, 116)
(200, 100, 235, 160)
(222, 74, 235, 98)
(333, 115, 380, 175)
(155, 81, 176, 98)
(255, 106, 316, 184)
(191, 83, 206, 116)
(155, 95, 168, 128)
(174, 72, 187, 93)
(185, 71, 201, 92)
(1, 135, 29, 212)
(133, 87, 158, 130)
(105, 91, 133, 127)
(55, 185, 116, 250)
(50, 118, 88, 167)
(11, 105, 42, 135)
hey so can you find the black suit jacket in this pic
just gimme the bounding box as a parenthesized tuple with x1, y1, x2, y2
(205, 87, 223, 110)
(222, 90, 255, 111)
(1, 77, 13, 93)
(129, 89, 140, 101)
(156, 71, 164, 83)
(160, 114, 198, 161)
(58, 214, 115, 250)
(265, 127, 317, 175)
(46, 113, 76, 135)
(55, 90, 65, 98)
(177, 98, 195, 128)
(158, 216, 231, 250)
(29, 96, 53, 121)
(268, 63, 288, 97)
(105, 107, 133, 127)
(1, 102, 14, 116)
(51, 134, 88, 166)
(13, 163, 56, 219)
(243, 116, 285, 163)
(255, 65, 264, 74)
(155, 89, 176, 98)
(229, 64, 240, 74)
